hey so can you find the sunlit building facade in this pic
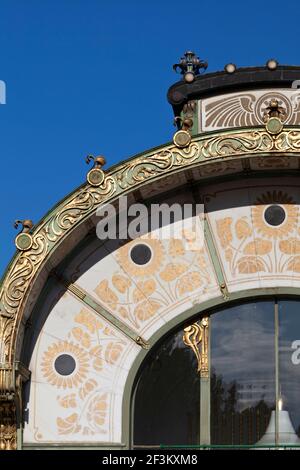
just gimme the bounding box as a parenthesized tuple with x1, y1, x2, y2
(1, 53, 300, 449)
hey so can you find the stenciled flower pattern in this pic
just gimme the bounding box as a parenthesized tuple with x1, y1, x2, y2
(93, 232, 214, 330)
(215, 191, 300, 275)
(41, 341, 89, 389)
(252, 191, 298, 239)
(116, 237, 164, 277)
(41, 308, 126, 437)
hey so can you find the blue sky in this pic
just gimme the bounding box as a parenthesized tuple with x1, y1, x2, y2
(1, 0, 300, 275)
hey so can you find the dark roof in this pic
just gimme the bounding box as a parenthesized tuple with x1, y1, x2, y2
(167, 65, 300, 116)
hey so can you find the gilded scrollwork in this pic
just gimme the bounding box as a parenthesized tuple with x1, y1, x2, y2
(273, 130, 300, 151)
(2, 127, 300, 380)
(0, 365, 28, 450)
(200, 131, 273, 158)
(0, 402, 16, 450)
(183, 317, 209, 377)
(45, 183, 116, 243)
(116, 143, 200, 190)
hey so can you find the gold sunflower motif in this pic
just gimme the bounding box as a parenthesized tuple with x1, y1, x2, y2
(252, 191, 298, 239)
(116, 237, 164, 277)
(41, 340, 89, 389)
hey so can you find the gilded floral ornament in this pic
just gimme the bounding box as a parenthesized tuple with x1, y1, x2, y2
(216, 190, 300, 276)
(116, 238, 164, 277)
(183, 317, 209, 377)
(41, 341, 89, 389)
(86, 393, 108, 432)
(39, 308, 126, 438)
(74, 309, 103, 334)
(2, 126, 300, 381)
(57, 413, 81, 435)
(0, 402, 17, 450)
(2, 125, 300, 446)
(92, 234, 213, 331)
(235, 218, 252, 239)
(252, 191, 298, 239)
(216, 218, 233, 248)
(279, 239, 300, 255)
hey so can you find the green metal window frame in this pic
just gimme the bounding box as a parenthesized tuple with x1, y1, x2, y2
(125, 290, 300, 450)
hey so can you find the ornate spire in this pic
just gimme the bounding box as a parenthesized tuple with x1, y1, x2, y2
(173, 51, 207, 83)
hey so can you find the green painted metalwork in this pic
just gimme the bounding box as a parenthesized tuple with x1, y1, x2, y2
(122, 287, 300, 449)
(275, 300, 279, 446)
(160, 444, 300, 449)
(54, 274, 149, 348)
(200, 377, 210, 445)
(22, 443, 126, 450)
(1, 122, 300, 449)
(204, 219, 229, 300)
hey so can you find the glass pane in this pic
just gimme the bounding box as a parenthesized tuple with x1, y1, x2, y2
(210, 301, 275, 445)
(134, 330, 200, 446)
(279, 300, 300, 442)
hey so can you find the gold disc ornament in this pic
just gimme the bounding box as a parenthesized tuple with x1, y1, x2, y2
(15, 232, 33, 251)
(266, 117, 283, 135)
(87, 168, 105, 187)
(173, 130, 191, 148)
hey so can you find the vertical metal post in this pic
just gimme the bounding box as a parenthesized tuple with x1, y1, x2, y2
(200, 319, 210, 445)
(275, 299, 279, 447)
(200, 377, 210, 444)
(17, 426, 23, 450)
(183, 317, 210, 447)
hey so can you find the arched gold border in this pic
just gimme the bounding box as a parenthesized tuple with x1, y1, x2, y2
(1, 126, 300, 376)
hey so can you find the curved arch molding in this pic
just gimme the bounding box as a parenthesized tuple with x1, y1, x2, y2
(2, 126, 300, 363)
(2, 126, 300, 448)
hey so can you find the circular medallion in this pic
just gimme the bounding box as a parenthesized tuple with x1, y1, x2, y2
(256, 92, 291, 123)
(173, 130, 191, 148)
(54, 354, 76, 376)
(264, 205, 286, 226)
(130, 243, 152, 265)
(87, 168, 105, 186)
(15, 232, 33, 251)
(265, 117, 283, 135)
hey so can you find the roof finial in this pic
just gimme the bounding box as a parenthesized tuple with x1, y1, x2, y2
(173, 51, 207, 83)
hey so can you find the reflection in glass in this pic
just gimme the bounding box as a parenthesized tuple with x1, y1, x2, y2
(279, 300, 300, 438)
(133, 298, 300, 447)
(210, 301, 275, 445)
(134, 330, 199, 446)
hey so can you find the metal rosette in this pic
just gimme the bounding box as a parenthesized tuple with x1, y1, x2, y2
(15, 232, 33, 251)
(173, 129, 191, 148)
(86, 168, 105, 187)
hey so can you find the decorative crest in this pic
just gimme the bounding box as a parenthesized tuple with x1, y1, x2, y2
(263, 99, 285, 135)
(173, 51, 207, 82)
(263, 99, 286, 123)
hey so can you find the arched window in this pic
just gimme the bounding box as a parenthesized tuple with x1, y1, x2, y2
(133, 299, 300, 448)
